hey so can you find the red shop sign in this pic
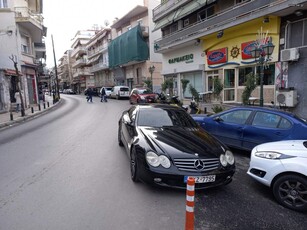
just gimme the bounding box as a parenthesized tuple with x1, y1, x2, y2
(241, 41, 257, 59)
(207, 48, 228, 65)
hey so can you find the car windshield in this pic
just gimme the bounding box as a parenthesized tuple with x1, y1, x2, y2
(120, 87, 129, 91)
(106, 87, 112, 91)
(139, 89, 153, 94)
(137, 107, 198, 128)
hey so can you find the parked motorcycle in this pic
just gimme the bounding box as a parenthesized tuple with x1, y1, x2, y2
(189, 97, 201, 114)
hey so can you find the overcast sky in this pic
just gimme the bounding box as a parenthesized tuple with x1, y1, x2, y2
(43, 0, 144, 68)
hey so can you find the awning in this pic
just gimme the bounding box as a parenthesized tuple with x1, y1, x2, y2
(153, 10, 177, 32)
(173, 0, 208, 22)
(4, 69, 22, 76)
(87, 55, 101, 64)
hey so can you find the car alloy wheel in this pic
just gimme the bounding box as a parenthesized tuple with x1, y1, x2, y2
(130, 147, 139, 182)
(272, 174, 307, 212)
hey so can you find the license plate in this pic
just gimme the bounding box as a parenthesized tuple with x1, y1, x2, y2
(184, 175, 216, 183)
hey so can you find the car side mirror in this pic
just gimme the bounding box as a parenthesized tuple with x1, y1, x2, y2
(214, 116, 223, 122)
(123, 113, 132, 125)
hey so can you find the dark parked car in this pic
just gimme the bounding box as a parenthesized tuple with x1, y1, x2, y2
(129, 87, 157, 104)
(192, 106, 307, 151)
(118, 104, 235, 189)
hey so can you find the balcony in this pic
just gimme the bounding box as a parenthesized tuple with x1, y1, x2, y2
(87, 44, 108, 59)
(73, 69, 93, 78)
(15, 7, 44, 42)
(72, 58, 87, 68)
(153, 0, 191, 22)
(154, 0, 304, 53)
(90, 62, 109, 73)
(34, 42, 46, 59)
(71, 46, 87, 58)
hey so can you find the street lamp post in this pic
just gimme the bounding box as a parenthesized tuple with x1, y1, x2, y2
(250, 30, 275, 107)
(148, 65, 155, 91)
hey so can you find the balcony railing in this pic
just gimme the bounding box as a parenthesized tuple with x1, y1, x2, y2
(154, 0, 292, 52)
(71, 46, 87, 58)
(73, 69, 93, 78)
(72, 59, 87, 68)
(15, 7, 44, 28)
(90, 62, 109, 73)
(153, 0, 191, 21)
(87, 44, 108, 59)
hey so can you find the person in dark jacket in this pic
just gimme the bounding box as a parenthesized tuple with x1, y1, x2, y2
(86, 88, 93, 102)
(100, 88, 107, 102)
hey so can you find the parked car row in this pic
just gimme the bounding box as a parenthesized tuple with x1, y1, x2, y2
(191, 106, 307, 212)
(116, 102, 307, 212)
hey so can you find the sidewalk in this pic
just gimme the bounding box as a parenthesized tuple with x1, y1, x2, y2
(0, 95, 60, 130)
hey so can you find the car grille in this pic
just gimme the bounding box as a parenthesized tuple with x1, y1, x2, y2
(173, 158, 220, 172)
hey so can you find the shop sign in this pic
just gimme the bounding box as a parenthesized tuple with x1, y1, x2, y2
(168, 54, 194, 64)
(241, 41, 256, 59)
(207, 48, 227, 65)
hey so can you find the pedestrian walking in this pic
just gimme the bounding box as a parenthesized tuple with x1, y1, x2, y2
(15, 91, 21, 113)
(86, 88, 93, 103)
(100, 87, 107, 102)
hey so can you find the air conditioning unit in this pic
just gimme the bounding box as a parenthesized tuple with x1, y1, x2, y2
(276, 90, 298, 107)
(280, 48, 299, 62)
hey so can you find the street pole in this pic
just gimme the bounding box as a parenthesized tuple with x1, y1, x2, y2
(51, 34, 60, 101)
(259, 64, 264, 107)
(148, 65, 155, 91)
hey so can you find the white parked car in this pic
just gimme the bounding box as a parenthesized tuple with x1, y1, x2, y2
(100, 87, 113, 98)
(247, 140, 307, 212)
(110, 86, 130, 99)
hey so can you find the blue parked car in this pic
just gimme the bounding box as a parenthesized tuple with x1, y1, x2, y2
(191, 106, 307, 151)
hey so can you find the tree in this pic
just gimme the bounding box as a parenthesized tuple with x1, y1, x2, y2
(181, 79, 190, 97)
(144, 79, 152, 90)
(213, 77, 223, 101)
(9, 55, 25, 117)
(161, 78, 174, 95)
(242, 72, 258, 105)
(189, 85, 200, 103)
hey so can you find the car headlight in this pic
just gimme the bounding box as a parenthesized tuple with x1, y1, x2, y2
(255, 151, 282, 159)
(159, 155, 171, 168)
(140, 96, 145, 100)
(220, 150, 235, 167)
(225, 150, 235, 165)
(146, 151, 171, 168)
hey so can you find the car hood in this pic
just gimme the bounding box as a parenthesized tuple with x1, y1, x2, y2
(254, 140, 307, 157)
(138, 126, 225, 158)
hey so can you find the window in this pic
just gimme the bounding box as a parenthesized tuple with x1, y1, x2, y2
(184, 19, 189, 27)
(206, 70, 219, 91)
(0, 0, 8, 8)
(21, 35, 31, 54)
(287, 19, 307, 48)
(224, 69, 235, 101)
(198, 6, 215, 21)
(252, 112, 281, 128)
(238, 67, 253, 86)
(256, 64, 275, 85)
(220, 110, 252, 125)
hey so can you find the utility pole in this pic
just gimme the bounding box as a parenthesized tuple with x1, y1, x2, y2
(9, 55, 25, 117)
(51, 34, 60, 102)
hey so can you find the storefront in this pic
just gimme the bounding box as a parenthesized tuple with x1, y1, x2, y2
(201, 17, 280, 105)
(161, 44, 205, 98)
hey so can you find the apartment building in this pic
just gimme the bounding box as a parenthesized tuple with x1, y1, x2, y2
(0, 0, 46, 113)
(108, 0, 162, 91)
(153, 0, 307, 116)
(70, 30, 96, 94)
(86, 28, 112, 88)
(57, 49, 73, 91)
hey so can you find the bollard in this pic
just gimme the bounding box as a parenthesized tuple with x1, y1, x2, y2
(43, 103, 46, 109)
(38, 104, 41, 111)
(47, 102, 50, 107)
(31, 107, 34, 113)
(185, 177, 195, 230)
(10, 112, 13, 121)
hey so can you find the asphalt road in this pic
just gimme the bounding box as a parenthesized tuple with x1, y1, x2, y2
(0, 94, 306, 230)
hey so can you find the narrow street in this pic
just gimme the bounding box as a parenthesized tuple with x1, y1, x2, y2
(0, 95, 306, 230)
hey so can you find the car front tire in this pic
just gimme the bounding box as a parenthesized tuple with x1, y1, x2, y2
(272, 174, 307, 212)
(130, 147, 139, 182)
